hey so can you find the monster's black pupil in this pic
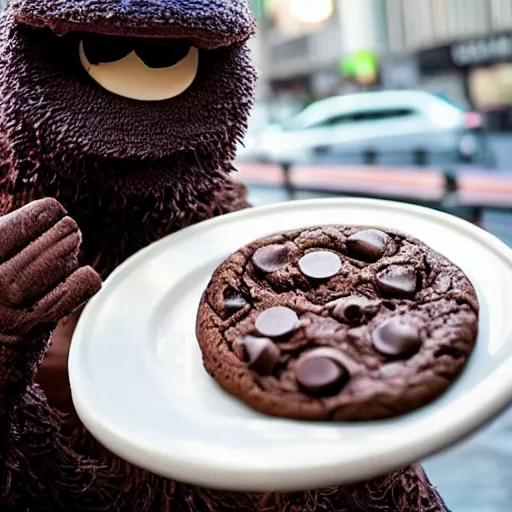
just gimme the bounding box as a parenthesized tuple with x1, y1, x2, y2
(82, 34, 192, 69)
(135, 40, 192, 69)
(82, 35, 132, 65)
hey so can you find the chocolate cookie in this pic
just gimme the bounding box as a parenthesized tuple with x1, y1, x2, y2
(196, 225, 479, 421)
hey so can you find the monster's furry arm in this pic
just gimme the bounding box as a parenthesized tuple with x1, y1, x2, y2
(0, 200, 100, 400)
(0, 199, 102, 507)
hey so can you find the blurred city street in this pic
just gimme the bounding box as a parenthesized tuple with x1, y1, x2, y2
(424, 406, 512, 512)
(243, 1, 512, 251)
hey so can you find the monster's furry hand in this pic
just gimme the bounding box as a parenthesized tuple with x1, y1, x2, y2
(0, 198, 101, 393)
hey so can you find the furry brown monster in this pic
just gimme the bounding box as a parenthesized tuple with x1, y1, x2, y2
(0, 1, 449, 510)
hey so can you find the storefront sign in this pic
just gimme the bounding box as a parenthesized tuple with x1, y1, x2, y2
(451, 35, 512, 67)
(418, 45, 454, 73)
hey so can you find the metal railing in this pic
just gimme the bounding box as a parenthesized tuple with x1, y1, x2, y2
(235, 160, 512, 226)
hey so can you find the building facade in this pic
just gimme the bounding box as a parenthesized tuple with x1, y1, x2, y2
(385, 0, 512, 53)
(254, 0, 512, 128)
(383, 0, 512, 127)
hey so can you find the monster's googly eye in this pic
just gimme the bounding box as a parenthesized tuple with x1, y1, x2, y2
(79, 37, 199, 102)
(134, 40, 193, 69)
(82, 34, 132, 65)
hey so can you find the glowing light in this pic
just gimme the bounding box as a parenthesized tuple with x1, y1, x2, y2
(289, 0, 334, 24)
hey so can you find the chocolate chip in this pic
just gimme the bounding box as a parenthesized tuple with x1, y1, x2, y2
(332, 296, 373, 323)
(372, 317, 422, 357)
(242, 336, 281, 376)
(296, 348, 348, 394)
(255, 307, 298, 338)
(298, 251, 342, 279)
(376, 266, 418, 299)
(252, 244, 290, 273)
(223, 288, 247, 317)
(346, 229, 391, 262)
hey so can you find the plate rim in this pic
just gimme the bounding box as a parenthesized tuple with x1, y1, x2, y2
(69, 197, 512, 491)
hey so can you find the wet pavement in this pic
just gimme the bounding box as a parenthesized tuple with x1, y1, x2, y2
(424, 407, 512, 512)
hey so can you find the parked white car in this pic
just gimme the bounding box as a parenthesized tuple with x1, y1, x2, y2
(238, 90, 486, 165)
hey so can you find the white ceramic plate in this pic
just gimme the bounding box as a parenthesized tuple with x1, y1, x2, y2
(69, 198, 512, 492)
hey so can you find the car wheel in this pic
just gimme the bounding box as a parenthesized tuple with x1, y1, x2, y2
(363, 149, 378, 165)
(413, 149, 428, 166)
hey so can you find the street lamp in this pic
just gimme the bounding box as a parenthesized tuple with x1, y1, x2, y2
(289, 0, 334, 25)
(267, 0, 334, 36)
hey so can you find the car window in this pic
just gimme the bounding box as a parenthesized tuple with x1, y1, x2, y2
(286, 100, 337, 130)
(306, 108, 418, 128)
